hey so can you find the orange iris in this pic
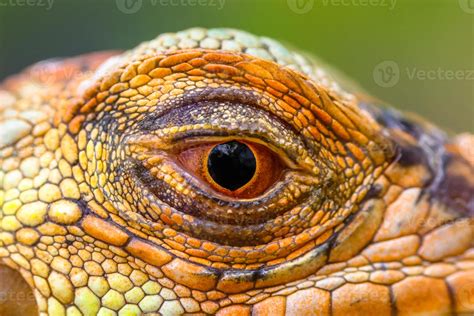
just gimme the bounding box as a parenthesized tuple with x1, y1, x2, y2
(177, 140, 283, 199)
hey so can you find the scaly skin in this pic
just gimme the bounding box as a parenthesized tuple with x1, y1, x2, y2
(0, 28, 473, 316)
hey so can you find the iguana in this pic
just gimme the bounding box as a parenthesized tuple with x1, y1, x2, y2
(0, 28, 473, 316)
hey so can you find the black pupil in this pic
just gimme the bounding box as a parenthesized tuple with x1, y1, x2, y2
(207, 141, 256, 191)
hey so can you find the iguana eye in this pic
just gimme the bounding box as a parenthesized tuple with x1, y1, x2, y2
(177, 140, 284, 199)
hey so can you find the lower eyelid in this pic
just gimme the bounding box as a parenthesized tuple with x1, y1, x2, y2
(136, 149, 316, 197)
(133, 157, 318, 228)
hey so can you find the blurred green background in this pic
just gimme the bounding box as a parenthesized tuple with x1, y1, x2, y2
(0, 0, 472, 132)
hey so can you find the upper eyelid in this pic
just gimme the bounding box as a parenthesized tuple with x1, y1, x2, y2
(129, 102, 318, 173)
(128, 129, 312, 173)
(174, 135, 300, 171)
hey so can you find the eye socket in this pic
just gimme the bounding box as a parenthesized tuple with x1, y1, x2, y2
(177, 140, 284, 199)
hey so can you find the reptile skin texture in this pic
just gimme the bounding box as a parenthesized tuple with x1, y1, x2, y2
(0, 28, 473, 316)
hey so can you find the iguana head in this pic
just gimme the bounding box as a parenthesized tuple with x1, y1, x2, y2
(1, 28, 473, 315)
